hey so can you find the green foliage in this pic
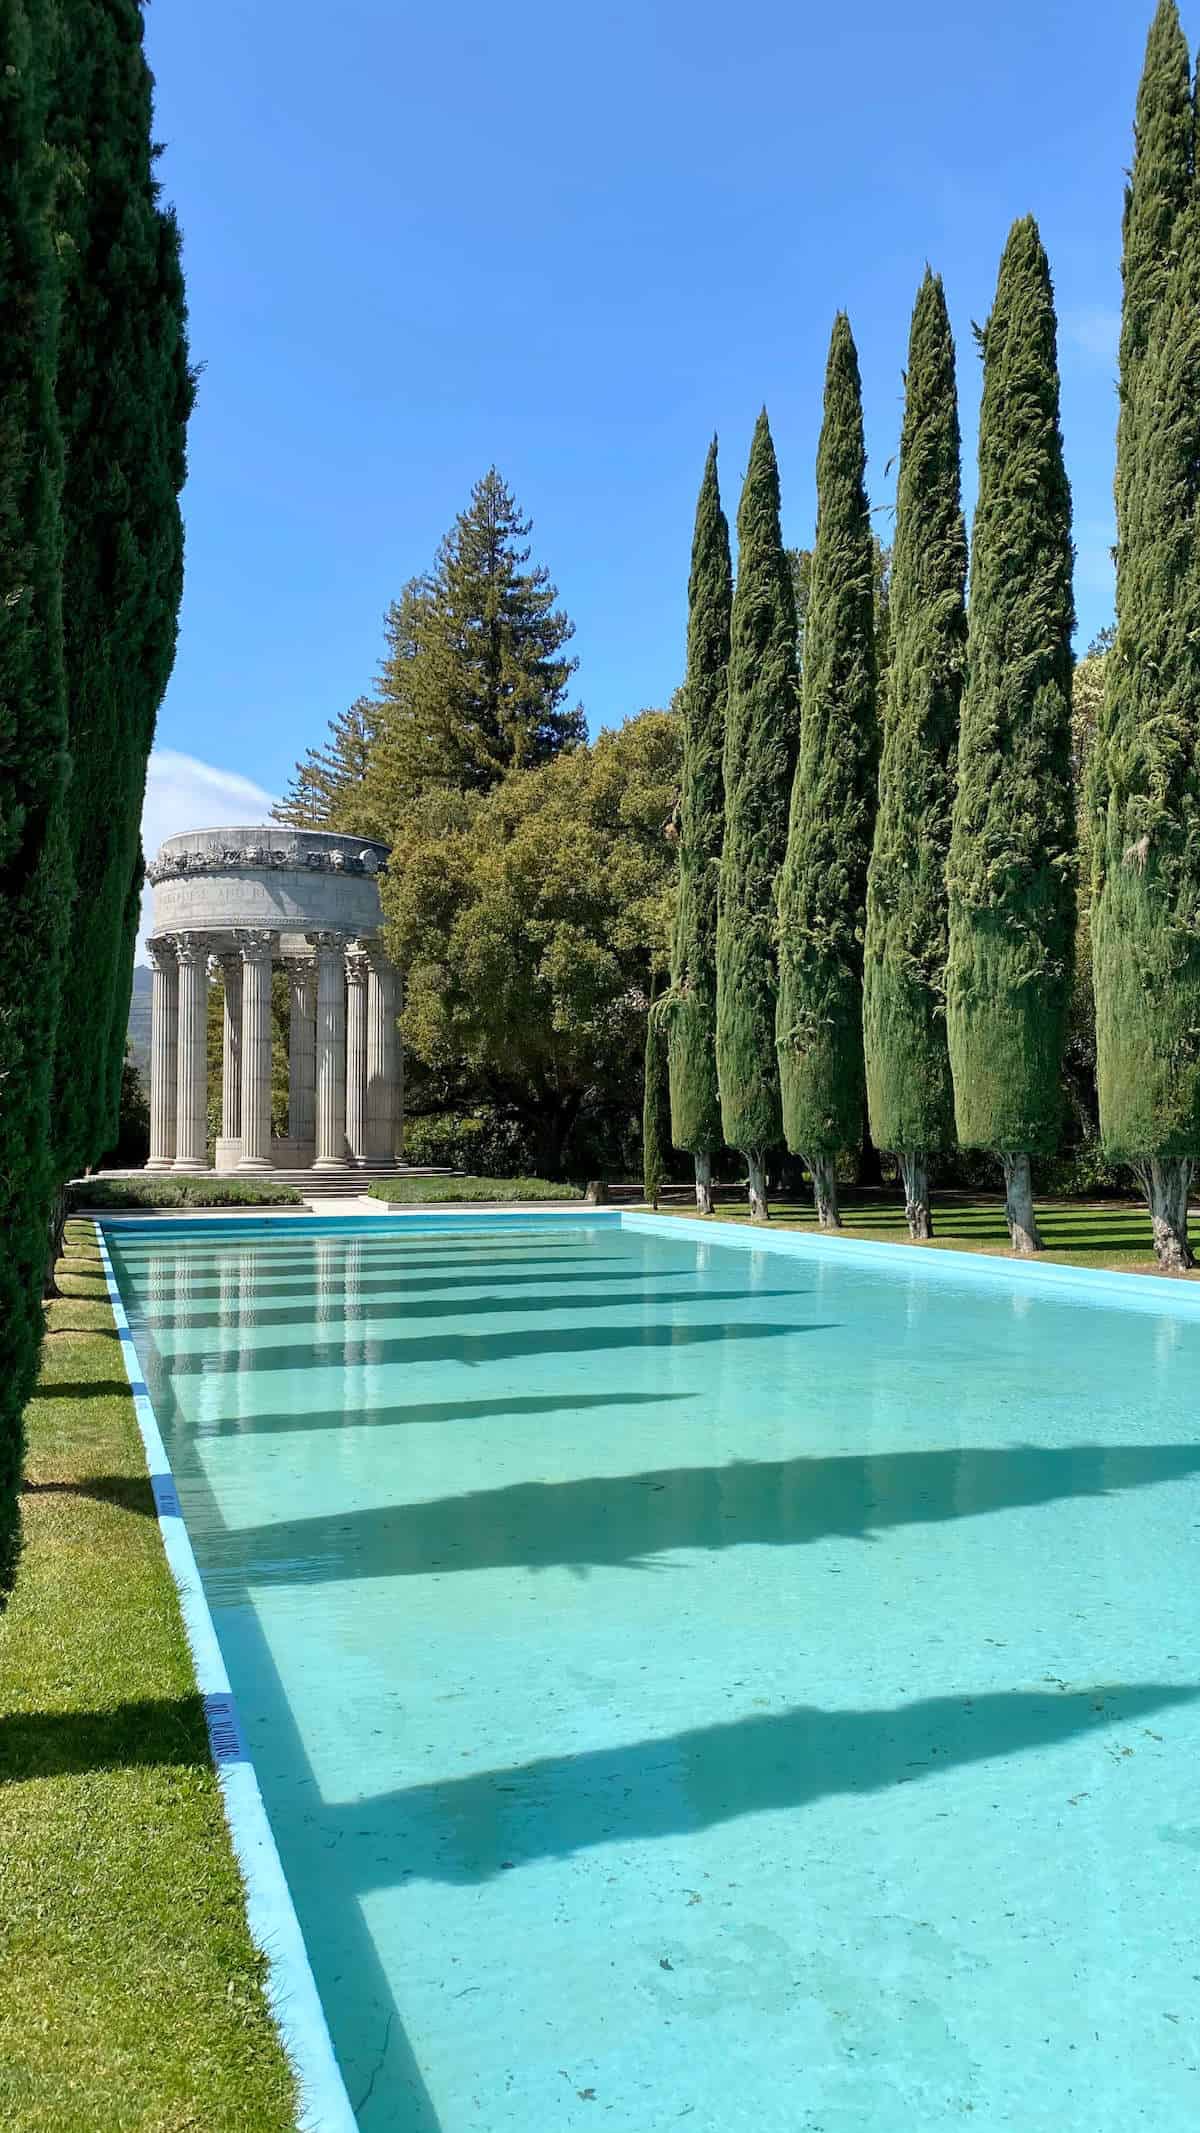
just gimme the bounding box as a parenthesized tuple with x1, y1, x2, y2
(380, 709, 681, 1175)
(66, 1176, 304, 1210)
(663, 440, 730, 1156)
(98, 1046, 150, 1167)
(49, 0, 192, 1179)
(0, 0, 68, 1598)
(777, 316, 878, 1155)
(715, 411, 799, 1157)
(642, 1002, 672, 1206)
(272, 696, 380, 831)
(1090, 4, 1200, 1161)
(863, 273, 967, 1156)
(946, 218, 1076, 1154)
(368, 1175, 582, 1204)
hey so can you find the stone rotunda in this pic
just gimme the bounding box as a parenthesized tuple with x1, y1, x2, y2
(144, 826, 405, 1185)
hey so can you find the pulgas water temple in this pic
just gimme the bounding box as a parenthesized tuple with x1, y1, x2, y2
(143, 826, 406, 1188)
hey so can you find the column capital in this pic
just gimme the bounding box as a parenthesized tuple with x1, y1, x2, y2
(209, 948, 243, 981)
(147, 936, 177, 973)
(345, 942, 370, 985)
(173, 930, 213, 967)
(235, 927, 276, 963)
(363, 935, 395, 972)
(306, 929, 348, 955)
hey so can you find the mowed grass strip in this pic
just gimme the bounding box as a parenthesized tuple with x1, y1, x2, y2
(650, 1193, 1194, 1275)
(0, 1222, 296, 2133)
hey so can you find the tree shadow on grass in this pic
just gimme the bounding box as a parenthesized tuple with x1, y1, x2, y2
(0, 1694, 211, 1780)
(22, 1474, 156, 1517)
(28, 1380, 133, 1402)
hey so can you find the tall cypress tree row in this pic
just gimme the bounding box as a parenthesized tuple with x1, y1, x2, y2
(776, 315, 878, 1229)
(49, 0, 192, 1189)
(863, 273, 967, 1238)
(664, 438, 731, 1215)
(1090, 2, 1200, 1270)
(0, 0, 69, 1595)
(715, 412, 800, 1222)
(945, 217, 1075, 1253)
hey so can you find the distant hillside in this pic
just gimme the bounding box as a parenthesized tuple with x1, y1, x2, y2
(127, 964, 152, 1077)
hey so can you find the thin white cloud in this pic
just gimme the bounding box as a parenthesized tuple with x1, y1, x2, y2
(136, 748, 278, 961)
(1065, 306, 1120, 364)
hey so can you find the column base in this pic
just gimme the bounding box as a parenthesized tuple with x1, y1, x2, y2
(145, 1155, 177, 1172)
(172, 1160, 210, 1174)
(236, 1157, 274, 1175)
(312, 1155, 350, 1173)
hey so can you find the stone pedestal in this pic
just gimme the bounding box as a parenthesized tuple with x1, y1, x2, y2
(310, 932, 348, 1170)
(237, 930, 275, 1172)
(173, 934, 210, 1171)
(146, 941, 179, 1170)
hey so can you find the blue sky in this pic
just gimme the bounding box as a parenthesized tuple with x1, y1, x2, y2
(142, 0, 1150, 828)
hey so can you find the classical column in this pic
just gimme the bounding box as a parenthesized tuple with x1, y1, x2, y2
(173, 933, 210, 1171)
(217, 952, 243, 1141)
(287, 957, 317, 1147)
(309, 931, 348, 1170)
(146, 939, 179, 1170)
(345, 943, 369, 1164)
(237, 929, 275, 1172)
(365, 942, 400, 1162)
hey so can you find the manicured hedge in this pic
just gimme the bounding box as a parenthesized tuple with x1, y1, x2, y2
(369, 1175, 583, 1204)
(67, 1177, 304, 1211)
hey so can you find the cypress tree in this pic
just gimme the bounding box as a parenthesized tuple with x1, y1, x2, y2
(664, 438, 731, 1215)
(945, 218, 1075, 1252)
(1090, 2, 1200, 1270)
(862, 273, 967, 1238)
(49, 0, 192, 1189)
(642, 1001, 672, 1210)
(0, 0, 68, 1595)
(776, 316, 878, 1229)
(715, 411, 800, 1221)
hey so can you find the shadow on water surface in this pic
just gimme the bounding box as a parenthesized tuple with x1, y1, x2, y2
(312, 1682, 1200, 1889)
(196, 1440, 1200, 1585)
(140, 1284, 804, 1337)
(191, 1390, 695, 1441)
(129, 1262, 715, 1328)
(162, 1316, 825, 1379)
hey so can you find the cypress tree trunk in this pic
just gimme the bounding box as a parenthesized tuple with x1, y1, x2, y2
(898, 1154, 932, 1240)
(1089, 5, 1200, 1271)
(776, 317, 878, 1233)
(945, 219, 1075, 1251)
(0, 0, 68, 1598)
(863, 274, 966, 1225)
(665, 440, 731, 1191)
(48, 0, 192, 1189)
(1133, 1160, 1194, 1272)
(1001, 1153, 1044, 1255)
(715, 411, 799, 1221)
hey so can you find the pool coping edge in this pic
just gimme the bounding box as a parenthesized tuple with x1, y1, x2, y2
(92, 1220, 359, 2133)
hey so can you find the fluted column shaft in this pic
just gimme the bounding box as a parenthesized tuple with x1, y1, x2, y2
(146, 941, 179, 1169)
(173, 934, 210, 1171)
(345, 944, 369, 1163)
(219, 954, 243, 1140)
(310, 932, 348, 1169)
(365, 945, 401, 1160)
(288, 958, 317, 1145)
(237, 931, 275, 1172)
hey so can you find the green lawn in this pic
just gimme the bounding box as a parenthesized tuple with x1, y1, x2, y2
(369, 1173, 582, 1204)
(0, 1223, 296, 2133)
(648, 1192, 1191, 1275)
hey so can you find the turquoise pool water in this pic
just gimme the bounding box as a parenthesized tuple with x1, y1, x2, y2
(108, 1215, 1200, 2131)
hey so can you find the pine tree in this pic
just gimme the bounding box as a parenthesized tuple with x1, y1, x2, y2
(273, 697, 381, 832)
(863, 272, 967, 1238)
(663, 439, 730, 1214)
(946, 218, 1075, 1252)
(48, 0, 192, 1186)
(367, 471, 585, 812)
(715, 411, 800, 1220)
(776, 316, 878, 1229)
(1089, 2, 1200, 1270)
(642, 1001, 672, 1209)
(0, 0, 68, 1595)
